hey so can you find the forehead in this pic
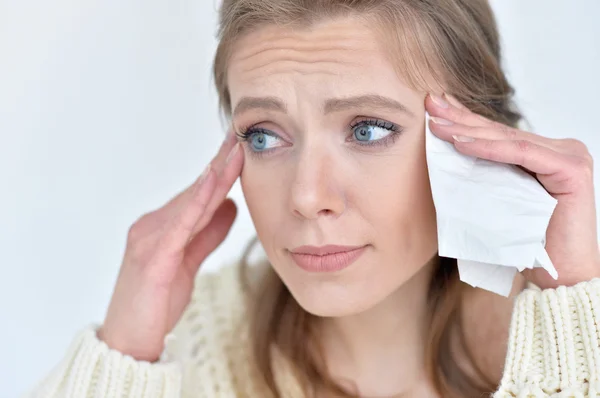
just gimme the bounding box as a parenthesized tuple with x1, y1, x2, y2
(226, 17, 424, 109)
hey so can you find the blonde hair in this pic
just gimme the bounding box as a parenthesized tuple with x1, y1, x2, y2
(212, 1, 521, 396)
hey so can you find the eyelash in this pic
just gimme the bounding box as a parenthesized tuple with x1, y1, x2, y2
(235, 118, 403, 158)
(234, 126, 276, 159)
(349, 119, 401, 146)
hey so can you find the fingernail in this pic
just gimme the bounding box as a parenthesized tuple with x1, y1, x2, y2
(430, 94, 449, 108)
(430, 116, 453, 126)
(225, 143, 239, 164)
(452, 135, 475, 143)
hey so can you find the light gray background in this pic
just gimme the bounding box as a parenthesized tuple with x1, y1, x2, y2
(1, 1, 599, 396)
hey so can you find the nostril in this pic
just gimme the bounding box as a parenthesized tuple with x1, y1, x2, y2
(318, 209, 334, 216)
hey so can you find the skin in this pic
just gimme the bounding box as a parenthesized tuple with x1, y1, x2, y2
(426, 95, 600, 289)
(223, 14, 600, 398)
(96, 11, 600, 398)
(226, 18, 449, 396)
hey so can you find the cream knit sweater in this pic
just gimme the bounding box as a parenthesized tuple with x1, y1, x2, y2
(23, 262, 600, 398)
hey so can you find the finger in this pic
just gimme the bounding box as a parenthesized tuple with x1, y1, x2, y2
(187, 131, 238, 224)
(444, 93, 469, 110)
(212, 129, 238, 175)
(451, 137, 590, 194)
(182, 198, 237, 275)
(192, 142, 244, 235)
(428, 117, 559, 150)
(150, 166, 217, 271)
(154, 130, 236, 220)
(426, 93, 492, 128)
(427, 93, 584, 156)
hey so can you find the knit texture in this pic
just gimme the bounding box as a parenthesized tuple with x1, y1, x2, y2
(23, 262, 600, 398)
(495, 278, 600, 397)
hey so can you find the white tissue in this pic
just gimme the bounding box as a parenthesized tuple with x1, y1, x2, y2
(424, 112, 558, 296)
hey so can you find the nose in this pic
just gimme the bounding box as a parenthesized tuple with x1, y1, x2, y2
(289, 146, 346, 220)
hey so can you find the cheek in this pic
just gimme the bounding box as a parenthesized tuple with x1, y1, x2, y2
(240, 159, 287, 243)
(361, 142, 437, 253)
(241, 162, 268, 224)
(398, 163, 437, 252)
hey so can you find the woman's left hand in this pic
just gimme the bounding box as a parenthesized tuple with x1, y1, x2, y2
(425, 93, 600, 289)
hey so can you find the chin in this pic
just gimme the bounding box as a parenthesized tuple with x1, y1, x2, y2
(280, 272, 401, 318)
(296, 295, 378, 318)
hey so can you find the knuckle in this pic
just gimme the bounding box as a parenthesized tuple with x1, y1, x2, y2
(127, 222, 143, 244)
(514, 139, 533, 152)
(127, 213, 153, 243)
(563, 138, 594, 169)
(570, 155, 594, 177)
(564, 157, 594, 189)
(560, 138, 591, 156)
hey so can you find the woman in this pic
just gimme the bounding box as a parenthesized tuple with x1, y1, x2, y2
(25, 0, 600, 397)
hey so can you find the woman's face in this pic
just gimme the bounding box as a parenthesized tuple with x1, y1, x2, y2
(228, 17, 439, 317)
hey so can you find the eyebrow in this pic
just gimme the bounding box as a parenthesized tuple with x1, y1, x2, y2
(233, 96, 286, 118)
(232, 94, 415, 118)
(324, 95, 415, 117)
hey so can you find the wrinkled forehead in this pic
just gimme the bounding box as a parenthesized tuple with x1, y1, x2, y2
(226, 17, 438, 114)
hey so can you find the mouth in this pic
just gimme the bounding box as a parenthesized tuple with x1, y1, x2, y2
(288, 244, 368, 273)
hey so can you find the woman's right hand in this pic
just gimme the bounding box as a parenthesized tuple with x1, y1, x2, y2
(97, 132, 243, 362)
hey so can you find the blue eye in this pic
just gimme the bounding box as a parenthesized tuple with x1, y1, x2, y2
(352, 120, 397, 144)
(354, 125, 376, 141)
(250, 132, 267, 150)
(236, 118, 402, 159)
(237, 127, 282, 153)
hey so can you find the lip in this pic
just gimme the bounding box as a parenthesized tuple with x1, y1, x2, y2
(288, 245, 367, 273)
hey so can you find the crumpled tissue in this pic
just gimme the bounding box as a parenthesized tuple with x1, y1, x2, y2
(424, 112, 558, 296)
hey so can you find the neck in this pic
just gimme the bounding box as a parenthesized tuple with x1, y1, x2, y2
(319, 256, 439, 397)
